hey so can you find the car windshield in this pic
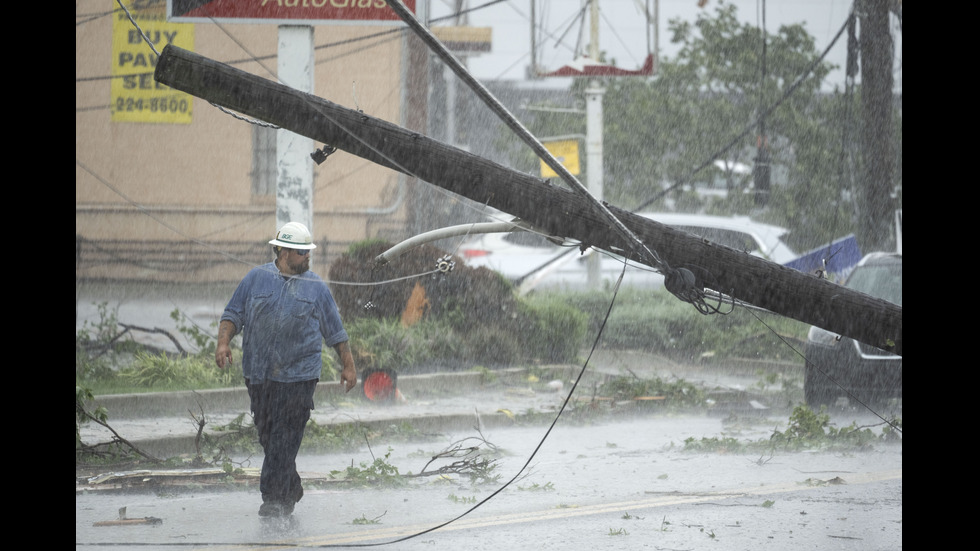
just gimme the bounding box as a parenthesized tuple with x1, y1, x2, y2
(846, 263, 902, 306)
(672, 225, 764, 255)
(502, 223, 774, 254)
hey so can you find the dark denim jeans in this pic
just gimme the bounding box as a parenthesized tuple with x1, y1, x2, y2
(246, 378, 317, 506)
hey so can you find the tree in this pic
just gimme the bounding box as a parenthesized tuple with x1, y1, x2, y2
(500, 1, 900, 254)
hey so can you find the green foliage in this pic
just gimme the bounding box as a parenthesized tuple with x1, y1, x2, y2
(682, 435, 747, 454)
(462, 455, 502, 486)
(683, 404, 900, 454)
(76, 302, 138, 381)
(517, 295, 587, 363)
(189, 412, 262, 457)
(601, 375, 705, 408)
(319, 346, 339, 382)
(170, 309, 216, 357)
(332, 238, 584, 370)
(298, 420, 427, 455)
(752, 369, 803, 409)
(599, 294, 699, 355)
(518, 481, 555, 492)
(551, 288, 807, 362)
(460, 324, 523, 366)
(330, 240, 808, 375)
(331, 448, 406, 487)
(118, 350, 242, 389)
(351, 513, 385, 525)
(469, 365, 497, 384)
(76, 385, 108, 452)
(499, 2, 900, 252)
(300, 420, 372, 453)
(346, 238, 392, 258)
(346, 317, 454, 372)
(337, 283, 585, 371)
(769, 405, 882, 451)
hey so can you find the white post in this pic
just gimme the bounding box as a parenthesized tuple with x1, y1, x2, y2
(586, 82, 605, 289)
(276, 25, 315, 235)
(585, 0, 604, 289)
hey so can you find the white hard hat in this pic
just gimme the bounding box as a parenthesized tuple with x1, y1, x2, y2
(269, 221, 317, 250)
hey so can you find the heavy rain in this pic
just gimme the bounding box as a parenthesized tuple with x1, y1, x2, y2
(77, 1, 901, 549)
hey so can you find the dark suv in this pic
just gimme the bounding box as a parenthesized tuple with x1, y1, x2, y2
(804, 252, 902, 407)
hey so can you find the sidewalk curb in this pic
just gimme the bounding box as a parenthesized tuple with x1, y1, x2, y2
(83, 367, 579, 457)
(85, 367, 557, 419)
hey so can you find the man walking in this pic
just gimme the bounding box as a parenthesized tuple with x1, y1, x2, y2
(215, 221, 357, 517)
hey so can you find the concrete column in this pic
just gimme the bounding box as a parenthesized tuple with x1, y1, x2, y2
(276, 25, 315, 234)
(585, 80, 605, 288)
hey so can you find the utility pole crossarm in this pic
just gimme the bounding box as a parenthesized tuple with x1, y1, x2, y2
(153, 45, 901, 356)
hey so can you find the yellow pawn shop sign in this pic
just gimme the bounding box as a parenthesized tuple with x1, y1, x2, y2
(111, 1, 194, 124)
(540, 139, 580, 178)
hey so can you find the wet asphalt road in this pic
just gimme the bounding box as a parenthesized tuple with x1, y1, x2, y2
(76, 286, 901, 549)
(76, 419, 901, 550)
(77, 393, 902, 550)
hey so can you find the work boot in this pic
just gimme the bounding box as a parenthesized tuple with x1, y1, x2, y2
(258, 502, 292, 517)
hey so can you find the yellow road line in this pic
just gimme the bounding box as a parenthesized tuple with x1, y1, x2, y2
(219, 468, 902, 549)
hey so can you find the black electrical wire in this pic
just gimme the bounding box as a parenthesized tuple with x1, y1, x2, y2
(79, 5, 898, 548)
(309, 265, 630, 548)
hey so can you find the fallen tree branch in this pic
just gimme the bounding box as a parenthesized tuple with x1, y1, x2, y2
(119, 323, 186, 354)
(76, 400, 162, 464)
(409, 430, 513, 484)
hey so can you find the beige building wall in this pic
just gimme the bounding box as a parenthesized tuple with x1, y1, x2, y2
(76, 1, 412, 285)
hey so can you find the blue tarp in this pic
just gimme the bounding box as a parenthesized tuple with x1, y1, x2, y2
(784, 235, 862, 283)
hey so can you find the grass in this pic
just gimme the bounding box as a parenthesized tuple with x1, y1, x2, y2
(82, 377, 244, 395)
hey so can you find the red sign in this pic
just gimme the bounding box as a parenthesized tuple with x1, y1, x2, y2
(537, 54, 655, 78)
(169, 0, 417, 24)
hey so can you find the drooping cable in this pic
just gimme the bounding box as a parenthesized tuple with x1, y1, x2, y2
(310, 264, 630, 548)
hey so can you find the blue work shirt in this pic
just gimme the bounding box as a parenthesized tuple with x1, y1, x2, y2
(221, 262, 349, 384)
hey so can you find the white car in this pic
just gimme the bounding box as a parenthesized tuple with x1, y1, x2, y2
(459, 212, 797, 292)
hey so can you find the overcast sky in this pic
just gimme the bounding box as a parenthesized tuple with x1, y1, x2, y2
(427, 0, 902, 93)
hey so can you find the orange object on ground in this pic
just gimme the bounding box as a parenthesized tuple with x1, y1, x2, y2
(362, 368, 397, 402)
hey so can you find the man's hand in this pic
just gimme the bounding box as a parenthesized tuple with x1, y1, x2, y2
(215, 320, 237, 369)
(215, 343, 233, 369)
(341, 364, 357, 393)
(335, 341, 357, 393)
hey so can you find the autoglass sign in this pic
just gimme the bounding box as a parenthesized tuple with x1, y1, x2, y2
(168, 0, 417, 25)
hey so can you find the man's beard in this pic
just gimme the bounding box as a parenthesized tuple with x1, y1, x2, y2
(288, 257, 310, 274)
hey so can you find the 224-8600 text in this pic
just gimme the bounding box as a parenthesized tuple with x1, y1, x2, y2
(115, 96, 189, 114)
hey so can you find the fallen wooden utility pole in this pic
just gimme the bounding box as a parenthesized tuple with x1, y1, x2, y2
(153, 45, 902, 356)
